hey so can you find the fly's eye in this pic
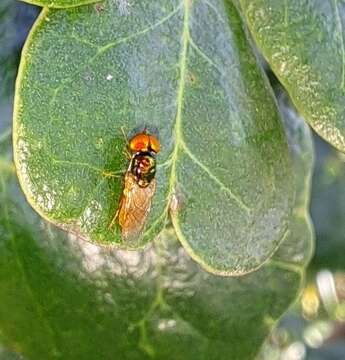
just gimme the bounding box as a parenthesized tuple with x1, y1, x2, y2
(149, 135, 160, 153)
(129, 134, 150, 152)
(129, 131, 160, 153)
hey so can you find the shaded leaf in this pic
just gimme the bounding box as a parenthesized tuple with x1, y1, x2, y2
(14, 0, 293, 274)
(240, 0, 345, 153)
(307, 342, 345, 360)
(0, 155, 310, 360)
(310, 135, 345, 271)
(274, 89, 314, 267)
(0, 0, 38, 124)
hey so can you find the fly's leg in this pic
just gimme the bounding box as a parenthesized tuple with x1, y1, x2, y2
(108, 195, 124, 230)
(123, 149, 131, 160)
(108, 125, 131, 231)
(120, 125, 132, 160)
(120, 125, 128, 142)
(108, 208, 120, 229)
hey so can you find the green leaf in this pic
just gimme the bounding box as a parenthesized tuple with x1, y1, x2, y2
(0, 346, 23, 360)
(273, 89, 314, 268)
(240, 0, 345, 153)
(19, 0, 103, 9)
(0, 112, 312, 359)
(14, 0, 293, 274)
(311, 135, 345, 271)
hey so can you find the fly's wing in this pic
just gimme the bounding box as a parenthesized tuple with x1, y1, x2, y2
(118, 172, 156, 241)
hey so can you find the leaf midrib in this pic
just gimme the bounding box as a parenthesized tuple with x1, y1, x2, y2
(146, 0, 252, 240)
(166, 0, 250, 216)
(141, 0, 191, 239)
(167, 0, 191, 201)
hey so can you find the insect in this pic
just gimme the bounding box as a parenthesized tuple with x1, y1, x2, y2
(109, 130, 160, 241)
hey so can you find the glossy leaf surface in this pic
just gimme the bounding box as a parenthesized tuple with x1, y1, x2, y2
(240, 0, 345, 153)
(14, 0, 293, 274)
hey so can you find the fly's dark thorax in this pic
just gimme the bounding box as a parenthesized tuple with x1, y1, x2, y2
(130, 151, 156, 187)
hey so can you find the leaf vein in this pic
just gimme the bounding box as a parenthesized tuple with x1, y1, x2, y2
(202, 0, 226, 25)
(48, 4, 183, 124)
(97, 3, 183, 54)
(167, 0, 191, 202)
(189, 36, 224, 74)
(68, 34, 99, 49)
(181, 141, 250, 213)
(51, 157, 123, 178)
(284, 0, 289, 27)
(143, 211, 168, 238)
(188, 36, 248, 117)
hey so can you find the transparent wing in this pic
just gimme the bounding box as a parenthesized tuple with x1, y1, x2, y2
(118, 173, 156, 241)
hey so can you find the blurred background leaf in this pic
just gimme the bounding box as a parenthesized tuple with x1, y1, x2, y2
(240, 0, 345, 154)
(310, 136, 345, 272)
(257, 85, 345, 360)
(0, 0, 38, 133)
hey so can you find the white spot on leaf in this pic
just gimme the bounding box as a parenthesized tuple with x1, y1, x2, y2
(158, 319, 176, 331)
(115, 0, 131, 16)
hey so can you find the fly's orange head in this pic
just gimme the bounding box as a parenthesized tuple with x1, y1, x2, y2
(129, 133, 160, 154)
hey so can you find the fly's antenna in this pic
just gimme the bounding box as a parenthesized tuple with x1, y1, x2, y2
(120, 125, 129, 143)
